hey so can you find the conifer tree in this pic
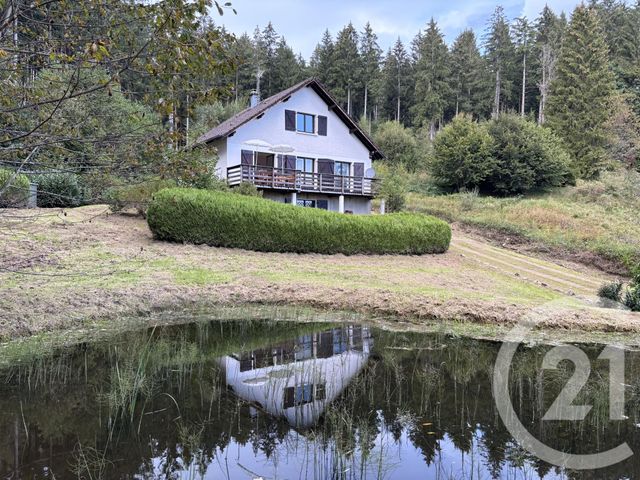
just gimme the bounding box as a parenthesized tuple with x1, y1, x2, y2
(331, 23, 363, 116)
(512, 17, 534, 116)
(547, 4, 616, 178)
(259, 22, 280, 97)
(412, 19, 452, 139)
(228, 33, 257, 102)
(378, 39, 412, 123)
(360, 22, 383, 121)
(484, 6, 517, 116)
(450, 30, 488, 119)
(533, 6, 564, 124)
(310, 30, 335, 88)
(271, 39, 306, 93)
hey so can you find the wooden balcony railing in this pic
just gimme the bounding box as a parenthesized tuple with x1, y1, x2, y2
(227, 164, 377, 197)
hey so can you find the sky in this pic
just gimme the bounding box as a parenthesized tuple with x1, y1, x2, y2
(218, 0, 583, 59)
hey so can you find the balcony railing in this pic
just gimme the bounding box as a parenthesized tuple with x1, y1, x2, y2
(227, 164, 378, 197)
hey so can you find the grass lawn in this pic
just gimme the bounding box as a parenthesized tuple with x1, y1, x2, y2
(405, 171, 640, 275)
(1, 204, 638, 341)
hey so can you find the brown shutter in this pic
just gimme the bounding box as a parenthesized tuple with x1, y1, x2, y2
(285, 110, 296, 131)
(353, 162, 364, 177)
(318, 116, 327, 136)
(317, 159, 334, 174)
(283, 155, 296, 170)
(241, 150, 253, 165)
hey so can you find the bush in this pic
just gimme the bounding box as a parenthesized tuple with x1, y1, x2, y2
(485, 115, 574, 195)
(106, 178, 176, 216)
(147, 188, 452, 255)
(432, 115, 494, 191)
(374, 162, 408, 212)
(625, 269, 640, 312)
(233, 182, 262, 197)
(431, 114, 574, 196)
(373, 121, 425, 171)
(597, 281, 624, 302)
(0, 168, 30, 208)
(35, 172, 82, 208)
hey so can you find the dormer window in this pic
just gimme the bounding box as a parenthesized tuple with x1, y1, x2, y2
(296, 112, 315, 134)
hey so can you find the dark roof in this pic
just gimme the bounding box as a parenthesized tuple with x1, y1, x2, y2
(195, 78, 384, 160)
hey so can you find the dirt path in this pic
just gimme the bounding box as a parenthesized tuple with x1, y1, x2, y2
(0, 206, 638, 340)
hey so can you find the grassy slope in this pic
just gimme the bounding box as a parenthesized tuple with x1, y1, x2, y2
(1, 205, 637, 340)
(406, 172, 640, 274)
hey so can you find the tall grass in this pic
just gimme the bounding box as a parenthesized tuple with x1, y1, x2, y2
(147, 188, 452, 255)
(407, 171, 640, 273)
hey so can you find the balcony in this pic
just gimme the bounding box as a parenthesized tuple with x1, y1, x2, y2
(227, 164, 378, 197)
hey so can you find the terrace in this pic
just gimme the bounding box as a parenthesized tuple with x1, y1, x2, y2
(227, 164, 378, 197)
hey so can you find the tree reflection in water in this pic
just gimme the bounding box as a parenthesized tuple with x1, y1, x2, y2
(0, 319, 639, 479)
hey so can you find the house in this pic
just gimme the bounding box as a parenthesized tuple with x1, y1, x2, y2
(218, 325, 373, 428)
(196, 78, 384, 214)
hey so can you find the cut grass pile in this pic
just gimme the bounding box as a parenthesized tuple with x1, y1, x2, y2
(147, 188, 451, 255)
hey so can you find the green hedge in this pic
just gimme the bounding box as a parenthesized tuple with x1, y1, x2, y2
(147, 188, 451, 255)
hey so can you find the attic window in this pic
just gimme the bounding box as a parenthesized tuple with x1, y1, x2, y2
(296, 112, 315, 134)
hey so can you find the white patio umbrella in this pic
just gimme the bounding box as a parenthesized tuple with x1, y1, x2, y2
(242, 139, 272, 149)
(269, 144, 295, 154)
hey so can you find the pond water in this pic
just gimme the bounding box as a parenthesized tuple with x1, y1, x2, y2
(1, 318, 640, 479)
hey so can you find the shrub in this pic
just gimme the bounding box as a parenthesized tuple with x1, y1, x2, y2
(0, 168, 30, 208)
(233, 182, 262, 197)
(625, 269, 640, 312)
(147, 188, 451, 255)
(106, 178, 176, 216)
(485, 114, 574, 195)
(374, 162, 408, 212)
(431, 114, 574, 196)
(373, 121, 424, 171)
(432, 115, 495, 192)
(35, 172, 82, 208)
(597, 281, 624, 302)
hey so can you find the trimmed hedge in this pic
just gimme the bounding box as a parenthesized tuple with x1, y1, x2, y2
(147, 188, 451, 255)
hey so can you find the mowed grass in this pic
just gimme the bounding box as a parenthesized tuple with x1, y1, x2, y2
(406, 171, 640, 274)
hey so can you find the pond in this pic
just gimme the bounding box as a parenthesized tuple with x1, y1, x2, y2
(1, 317, 639, 479)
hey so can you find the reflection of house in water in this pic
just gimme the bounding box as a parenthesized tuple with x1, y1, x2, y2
(218, 326, 372, 428)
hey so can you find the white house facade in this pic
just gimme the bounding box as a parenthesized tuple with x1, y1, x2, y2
(196, 79, 384, 214)
(218, 325, 372, 428)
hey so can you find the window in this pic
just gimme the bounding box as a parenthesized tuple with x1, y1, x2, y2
(334, 161, 350, 176)
(297, 199, 316, 208)
(283, 383, 327, 408)
(296, 112, 315, 134)
(296, 157, 314, 173)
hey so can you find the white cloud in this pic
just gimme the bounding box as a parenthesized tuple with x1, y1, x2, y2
(521, 0, 579, 20)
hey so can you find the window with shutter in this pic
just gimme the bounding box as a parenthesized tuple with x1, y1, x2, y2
(285, 110, 296, 131)
(318, 116, 327, 136)
(241, 150, 254, 165)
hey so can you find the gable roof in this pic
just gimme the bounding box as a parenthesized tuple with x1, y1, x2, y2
(195, 78, 384, 160)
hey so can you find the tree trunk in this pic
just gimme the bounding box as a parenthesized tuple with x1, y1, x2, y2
(363, 84, 368, 119)
(521, 52, 526, 117)
(347, 86, 351, 115)
(429, 121, 436, 141)
(538, 45, 555, 125)
(397, 97, 400, 123)
(493, 68, 501, 118)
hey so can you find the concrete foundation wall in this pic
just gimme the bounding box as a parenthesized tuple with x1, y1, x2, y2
(261, 191, 371, 214)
